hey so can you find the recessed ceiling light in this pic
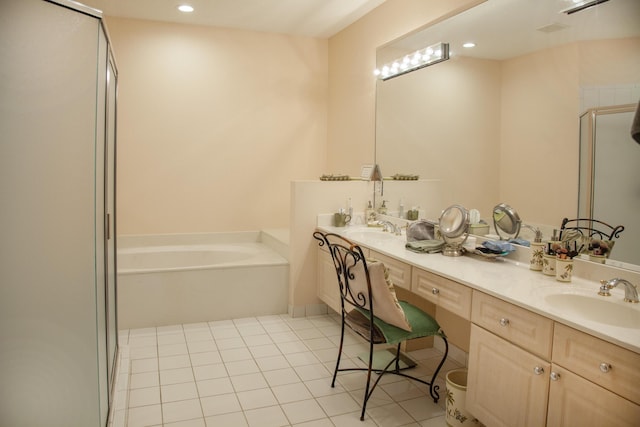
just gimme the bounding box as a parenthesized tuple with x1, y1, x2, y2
(463, 42, 476, 48)
(178, 5, 194, 13)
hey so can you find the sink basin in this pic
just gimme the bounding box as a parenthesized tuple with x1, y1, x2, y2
(543, 291, 640, 328)
(342, 228, 400, 243)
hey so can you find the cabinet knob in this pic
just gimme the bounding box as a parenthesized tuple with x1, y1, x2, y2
(533, 366, 545, 375)
(499, 318, 510, 327)
(550, 371, 560, 381)
(599, 363, 612, 373)
(432, 288, 439, 295)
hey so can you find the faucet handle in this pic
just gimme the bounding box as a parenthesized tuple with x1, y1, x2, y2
(598, 279, 612, 297)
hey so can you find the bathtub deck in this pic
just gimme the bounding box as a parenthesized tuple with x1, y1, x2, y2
(117, 232, 290, 329)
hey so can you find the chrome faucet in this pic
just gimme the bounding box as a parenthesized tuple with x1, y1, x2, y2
(598, 278, 639, 303)
(377, 220, 400, 235)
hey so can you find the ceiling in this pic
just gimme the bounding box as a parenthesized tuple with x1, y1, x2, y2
(80, 0, 387, 38)
(385, 0, 640, 61)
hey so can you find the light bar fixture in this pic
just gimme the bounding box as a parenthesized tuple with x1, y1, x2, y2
(561, 0, 609, 15)
(374, 42, 449, 81)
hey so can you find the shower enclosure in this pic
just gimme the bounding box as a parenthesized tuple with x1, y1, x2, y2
(578, 104, 640, 266)
(0, 0, 118, 425)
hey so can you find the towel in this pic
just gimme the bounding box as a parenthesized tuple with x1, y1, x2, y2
(405, 239, 444, 254)
(632, 100, 640, 144)
(482, 240, 515, 253)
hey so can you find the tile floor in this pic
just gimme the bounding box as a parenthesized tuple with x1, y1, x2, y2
(117, 313, 462, 427)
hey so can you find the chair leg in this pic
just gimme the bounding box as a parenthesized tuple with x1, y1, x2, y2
(360, 339, 375, 421)
(428, 335, 449, 403)
(331, 317, 346, 388)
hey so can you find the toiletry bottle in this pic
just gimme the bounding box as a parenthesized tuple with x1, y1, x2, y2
(378, 200, 388, 215)
(529, 229, 544, 271)
(408, 206, 419, 221)
(398, 199, 404, 219)
(365, 201, 376, 224)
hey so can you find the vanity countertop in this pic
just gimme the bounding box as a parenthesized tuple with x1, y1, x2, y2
(317, 225, 640, 354)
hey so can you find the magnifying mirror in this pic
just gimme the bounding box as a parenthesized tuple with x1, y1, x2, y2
(493, 203, 521, 240)
(439, 204, 470, 256)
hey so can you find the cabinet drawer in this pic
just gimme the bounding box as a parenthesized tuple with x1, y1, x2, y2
(369, 250, 411, 290)
(471, 291, 553, 359)
(412, 268, 472, 319)
(553, 323, 640, 404)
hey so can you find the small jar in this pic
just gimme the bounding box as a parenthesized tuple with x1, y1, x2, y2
(555, 257, 573, 282)
(542, 253, 556, 276)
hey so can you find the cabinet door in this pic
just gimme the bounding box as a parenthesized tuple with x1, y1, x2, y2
(317, 248, 341, 313)
(467, 324, 550, 427)
(547, 364, 640, 427)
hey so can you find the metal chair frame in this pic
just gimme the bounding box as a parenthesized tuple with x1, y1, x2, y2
(314, 231, 448, 421)
(559, 218, 624, 241)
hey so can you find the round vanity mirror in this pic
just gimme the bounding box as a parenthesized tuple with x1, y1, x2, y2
(438, 204, 469, 256)
(493, 203, 521, 240)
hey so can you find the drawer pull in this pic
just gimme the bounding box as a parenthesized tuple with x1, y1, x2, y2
(533, 366, 544, 375)
(599, 363, 612, 373)
(550, 371, 560, 381)
(432, 288, 439, 295)
(499, 318, 510, 327)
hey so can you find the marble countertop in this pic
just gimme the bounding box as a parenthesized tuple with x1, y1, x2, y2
(316, 224, 640, 354)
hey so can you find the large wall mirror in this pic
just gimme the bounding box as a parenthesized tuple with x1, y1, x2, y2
(375, 0, 640, 269)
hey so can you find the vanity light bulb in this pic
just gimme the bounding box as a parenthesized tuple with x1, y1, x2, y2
(373, 69, 381, 76)
(425, 47, 434, 55)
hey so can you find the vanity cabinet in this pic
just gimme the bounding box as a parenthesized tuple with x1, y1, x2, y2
(317, 246, 342, 313)
(468, 291, 640, 427)
(467, 291, 553, 427)
(411, 268, 472, 319)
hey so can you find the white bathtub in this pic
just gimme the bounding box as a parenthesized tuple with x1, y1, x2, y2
(117, 231, 289, 329)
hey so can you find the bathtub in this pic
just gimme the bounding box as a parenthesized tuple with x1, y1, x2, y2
(117, 231, 289, 329)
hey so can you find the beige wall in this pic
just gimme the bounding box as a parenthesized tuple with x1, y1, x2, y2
(106, 18, 328, 235)
(500, 37, 640, 226)
(326, 0, 483, 176)
(376, 55, 502, 216)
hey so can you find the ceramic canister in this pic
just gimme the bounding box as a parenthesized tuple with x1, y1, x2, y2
(446, 369, 483, 426)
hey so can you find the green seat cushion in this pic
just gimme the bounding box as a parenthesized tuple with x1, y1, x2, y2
(355, 301, 444, 345)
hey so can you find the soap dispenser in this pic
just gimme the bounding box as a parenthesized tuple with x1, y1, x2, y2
(365, 201, 375, 224)
(378, 200, 388, 215)
(529, 229, 544, 271)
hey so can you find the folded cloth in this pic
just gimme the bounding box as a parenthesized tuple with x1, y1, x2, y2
(405, 239, 444, 254)
(482, 240, 515, 253)
(406, 220, 437, 242)
(509, 238, 530, 247)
